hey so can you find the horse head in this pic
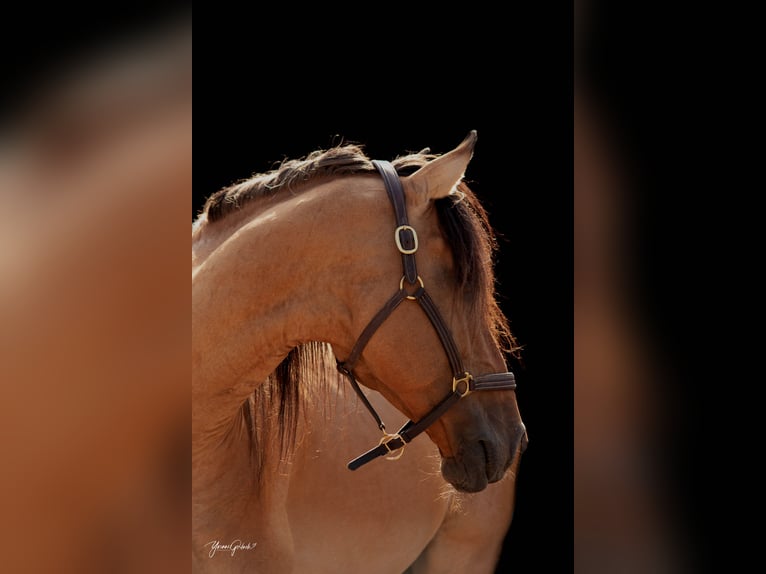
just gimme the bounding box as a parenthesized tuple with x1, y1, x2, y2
(336, 132, 528, 493)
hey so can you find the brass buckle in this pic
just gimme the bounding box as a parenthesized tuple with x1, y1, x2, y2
(394, 225, 419, 255)
(399, 275, 424, 300)
(452, 372, 473, 398)
(378, 432, 406, 461)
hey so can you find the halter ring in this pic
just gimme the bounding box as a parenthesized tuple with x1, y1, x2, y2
(452, 372, 473, 398)
(399, 275, 424, 300)
(379, 432, 406, 461)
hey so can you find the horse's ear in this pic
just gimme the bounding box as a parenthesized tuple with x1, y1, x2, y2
(404, 131, 477, 202)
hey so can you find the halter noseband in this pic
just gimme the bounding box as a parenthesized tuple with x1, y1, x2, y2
(336, 160, 517, 471)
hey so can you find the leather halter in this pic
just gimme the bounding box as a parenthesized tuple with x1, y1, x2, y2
(337, 160, 517, 471)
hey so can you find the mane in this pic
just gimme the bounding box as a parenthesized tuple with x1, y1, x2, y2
(207, 143, 521, 482)
(198, 144, 431, 224)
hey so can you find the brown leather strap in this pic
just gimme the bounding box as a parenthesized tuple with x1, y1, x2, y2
(415, 290, 465, 377)
(473, 372, 516, 390)
(337, 289, 408, 430)
(347, 391, 462, 470)
(347, 374, 518, 469)
(339, 289, 407, 371)
(338, 282, 467, 434)
(372, 160, 419, 285)
(337, 360, 387, 432)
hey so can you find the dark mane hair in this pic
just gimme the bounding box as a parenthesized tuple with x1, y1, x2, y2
(202, 143, 519, 481)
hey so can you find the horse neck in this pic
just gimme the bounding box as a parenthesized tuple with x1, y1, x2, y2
(192, 176, 389, 425)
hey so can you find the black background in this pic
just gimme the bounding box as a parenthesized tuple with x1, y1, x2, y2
(193, 7, 573, 572)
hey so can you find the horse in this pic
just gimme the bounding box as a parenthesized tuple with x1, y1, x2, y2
(192, 131, 528, 573)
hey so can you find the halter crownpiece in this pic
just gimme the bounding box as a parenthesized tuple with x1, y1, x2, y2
(336, 160, 517, 471)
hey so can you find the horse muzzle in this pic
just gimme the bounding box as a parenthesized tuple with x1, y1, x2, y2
(440, 422, 528, 493)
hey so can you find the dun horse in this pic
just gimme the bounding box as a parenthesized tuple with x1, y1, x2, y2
(192, 132, 528, 573)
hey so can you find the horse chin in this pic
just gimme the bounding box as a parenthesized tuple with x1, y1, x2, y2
(440, 452, 493, 493)
(440, 438, 518, 493)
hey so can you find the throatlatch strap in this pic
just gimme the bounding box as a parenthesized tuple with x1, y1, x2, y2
(337, 361, 386, 432)
(336, 289, 408, 430)
(339, 290, 407, 371)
